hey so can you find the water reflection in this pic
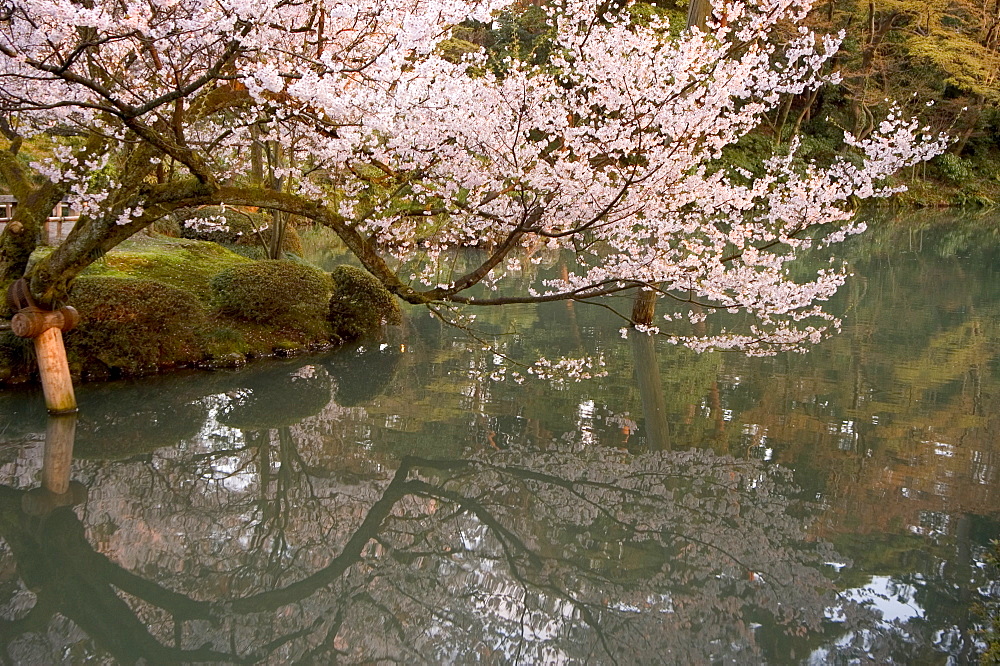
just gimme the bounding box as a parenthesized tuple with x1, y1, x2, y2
(0, 214, 998, 662)
(0, 413, 852, 663)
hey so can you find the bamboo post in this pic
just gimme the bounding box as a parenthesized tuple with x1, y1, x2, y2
(7, 280, 80, 414)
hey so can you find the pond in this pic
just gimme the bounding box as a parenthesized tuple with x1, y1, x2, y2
(0, 212, 998, 663)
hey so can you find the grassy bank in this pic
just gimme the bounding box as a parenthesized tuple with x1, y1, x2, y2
(0, 234, 401, 385)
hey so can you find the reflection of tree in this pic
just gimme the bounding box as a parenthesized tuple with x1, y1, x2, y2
(0, 490, 223, 664)
(0, 443, 847, 663)
(630, 333, 669, 450)
(710, 222, 1000, 662)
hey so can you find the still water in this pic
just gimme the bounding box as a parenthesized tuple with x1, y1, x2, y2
(0, 214, 998, 663)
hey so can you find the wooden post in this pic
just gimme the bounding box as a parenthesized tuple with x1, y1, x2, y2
(42, 413, 76, 495)
(7, 280, 80, 414)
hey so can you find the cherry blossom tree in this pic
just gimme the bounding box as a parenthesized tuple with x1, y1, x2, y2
(0, 0, 946, 353)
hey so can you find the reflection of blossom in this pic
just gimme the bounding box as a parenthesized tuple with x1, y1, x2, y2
(0, 439, 851, 664)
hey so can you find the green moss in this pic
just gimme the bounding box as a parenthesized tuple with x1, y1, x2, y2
(200, 326, 250, 359)
(79, 235, 251, 306)
(328, 265, 403, 342)
(66, 276, 210, 378)
(211, 260, 333, 337)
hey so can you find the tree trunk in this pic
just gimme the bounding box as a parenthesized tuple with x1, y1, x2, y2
(632, 0, 711, 325)
(0, 186, 67, 315)
(687, 0, 712, 30)
(631, 288, 658, 326)
(267, 140, 287, 260)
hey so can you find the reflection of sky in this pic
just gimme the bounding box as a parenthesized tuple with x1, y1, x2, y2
(841, 576, 925, 624)
(815, 575, 926, 663)
(190, 393, 253, 492)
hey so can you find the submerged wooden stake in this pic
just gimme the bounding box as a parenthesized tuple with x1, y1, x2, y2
(7, 280, 80, 414)
(42, 413, 76, 495)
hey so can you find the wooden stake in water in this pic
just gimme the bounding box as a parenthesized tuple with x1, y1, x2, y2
(7, 280, 80, 414)
(42, 413, 76, 495)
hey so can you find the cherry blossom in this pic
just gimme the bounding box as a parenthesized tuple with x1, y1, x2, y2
(0, 0, 947, 353)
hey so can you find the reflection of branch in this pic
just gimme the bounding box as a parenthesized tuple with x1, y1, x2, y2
(405, 478, 623, 664)
(227, 459, 416, 613)
(0, 487, 237, 664)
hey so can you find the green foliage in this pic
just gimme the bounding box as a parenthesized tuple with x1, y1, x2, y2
(627, 1, 685, 31)
(934, 152, 975, 184)
(211, 260, 333, 337)
(66, 276, 209, 377)
(479, 6, 556, 69)
(328, 265, 403, 342)
(436, 37, 483, 63)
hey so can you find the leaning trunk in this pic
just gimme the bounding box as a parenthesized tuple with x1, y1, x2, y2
(0, 186, 66, 314)
(687, 0, 712, 30)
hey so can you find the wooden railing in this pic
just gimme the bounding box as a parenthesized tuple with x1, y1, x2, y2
(0, 200, 80, 244)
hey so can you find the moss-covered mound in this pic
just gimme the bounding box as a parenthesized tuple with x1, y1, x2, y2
(211, 260, 333, 337)
(328, 265, 403, 342)
(0, 237, 403, 385)
(66, 276, 209, 378)
(78, 234, 251, 304)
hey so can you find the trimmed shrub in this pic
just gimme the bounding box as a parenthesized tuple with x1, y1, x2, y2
(66, 276, 209, 377)
(328, 265, 402, 342)
(934, 152, 974, 184)
(211, 260, 333, 336)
